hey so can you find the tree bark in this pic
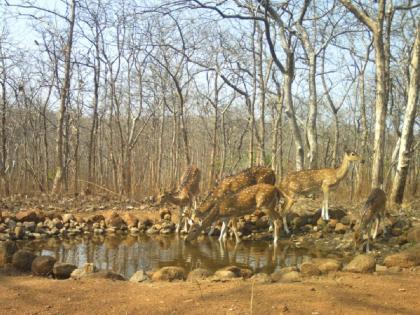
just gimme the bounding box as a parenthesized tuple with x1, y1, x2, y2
(51, 0, 76, 195)
(391, 23, 419, 204)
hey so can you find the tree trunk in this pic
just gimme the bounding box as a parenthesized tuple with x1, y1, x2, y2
(284, 71, 304, 171)
(51, 0, 76, 195)
(371, 34, 388, 188)
(390, 23, 419, 204)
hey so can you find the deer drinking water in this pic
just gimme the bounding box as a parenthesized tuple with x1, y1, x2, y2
(186, 183, 285, 243)
(193, 166, 276, 241)
(354, 188, 387, 253)
(156, 166, 201, 233)
(280, 150, 363, 233)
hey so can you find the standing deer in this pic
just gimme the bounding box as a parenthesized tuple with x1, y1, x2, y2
(186, 183, 285, 243)
(193, 166, 276, 241)
(156, 166, 201, 233)
(280, 150, 363, 232)
(354, 188, 387, 252)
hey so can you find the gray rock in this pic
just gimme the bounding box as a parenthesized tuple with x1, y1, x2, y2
(129, 270, 150, 283)
(12, 250, 37, 271)
(31, 255, 56, 276)
(53, 262, 78, 279)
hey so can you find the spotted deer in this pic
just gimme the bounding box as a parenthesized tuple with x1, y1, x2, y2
(156, 166, 201, 233)
(280, 150, 363, 232)
(193, 166, 276, 241)
(186, 183, 285, 244)
(354, 188, 387, 253)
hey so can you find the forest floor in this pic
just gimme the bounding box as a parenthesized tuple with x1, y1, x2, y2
(1, 270, 420, 315)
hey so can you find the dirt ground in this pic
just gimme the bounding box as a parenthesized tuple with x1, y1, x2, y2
(1, 271, 420, 315)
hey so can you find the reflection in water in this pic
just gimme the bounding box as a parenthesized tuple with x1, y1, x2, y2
(19, 235, 337, 278)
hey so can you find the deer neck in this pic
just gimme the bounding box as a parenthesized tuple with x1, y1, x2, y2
(336, 156, 351, 180)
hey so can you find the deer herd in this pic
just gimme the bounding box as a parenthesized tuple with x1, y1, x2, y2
(156, 150, 388, 253)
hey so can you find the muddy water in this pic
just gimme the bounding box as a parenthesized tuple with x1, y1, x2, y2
(19, 235, 342, 278)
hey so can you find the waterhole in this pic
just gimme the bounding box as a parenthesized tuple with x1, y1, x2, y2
(20, 235, 342, 278)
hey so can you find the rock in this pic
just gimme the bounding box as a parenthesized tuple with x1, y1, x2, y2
(23, 221, 36, 232)
(407, 227, 420, 242)
(12, 250, 37, 271)
(384, 244, 420, 268)
(53, 263, 78, 279)
(299, 262, 321, 276)
(250, 273, 272, 284)
(62, 214, 74, 223)
(343, 254, 376, 273)
(31, 256, 56, 276)
(240, 268, 254, 279)
(15, 210, 43, 223)
(335, 223, 348, 234)
(340, 215, 352, 226)
(14, 226, 25, 239)
(85, 270, 126, 281)
(214, 270, 237, 280)
(152, 266, 186, 282)
(0, 240, 18, 266)
(130, 270, 150, 283)
(122, 213, 139, 228)
(104, 212, 125, 229)
(375, 264, 387, 273)
(217, 266, 241, 277)
(85, 214, 105, 224)
(272, 270, 301, 283)
(159, 208, 171, 220)
(70, 263, 98, 279)
(187, 268, 213, 281)
(312, 258, 341, 273)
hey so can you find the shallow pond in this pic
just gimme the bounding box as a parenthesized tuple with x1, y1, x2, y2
(19, 234, 344, 278)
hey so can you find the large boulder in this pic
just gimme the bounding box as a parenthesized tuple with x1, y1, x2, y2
(343, 254, 376, 273)
(0, 240, 18, 266)
(31, 256, 56, 276)
(312, 258, 341, 273)
(152, 266, 186, 282)
(299, 262, 321, 276)
(12, 250, 37, 271)
(53, 263, 78, 279)
(187, 268, 213, 282)
(384, 244, 420, 268)
(407, 227, 420, 243)
(271, 270, 301, 283)
(130, 270, 150, 283)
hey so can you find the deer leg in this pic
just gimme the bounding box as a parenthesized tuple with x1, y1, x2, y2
(280, 196, 293, 234)
(208, 222, 216, 236)
(219, 219, 228, 242)
(322, 186, 330, 220)
(175, 207, 184, 233)
(273, 219, 280, 243)
(231, 217, 241, 243)
(372, 217, 380, 240)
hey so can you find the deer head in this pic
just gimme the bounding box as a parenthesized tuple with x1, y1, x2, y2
(155, 190, 173, 206)
(344, 150, 364, 163)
